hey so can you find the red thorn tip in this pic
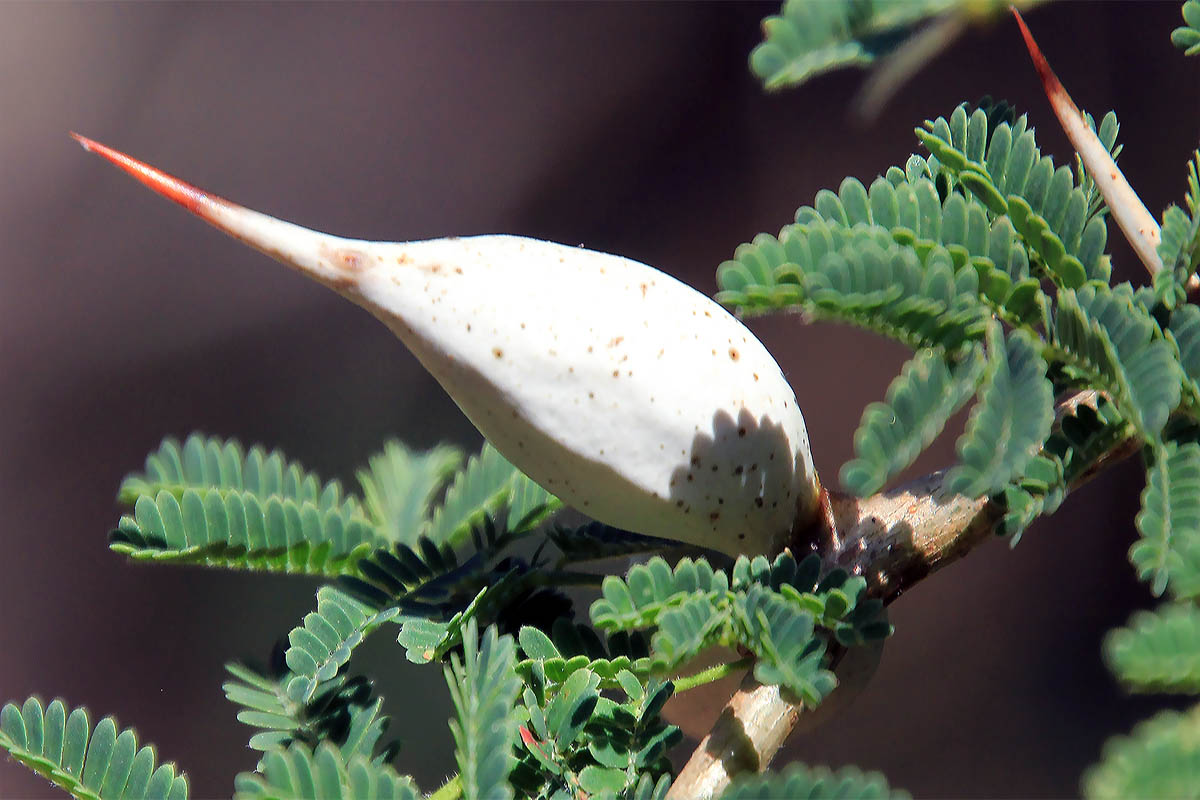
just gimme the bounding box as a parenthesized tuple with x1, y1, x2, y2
(1010, 6, 1080, 116)
(70, 132, 225, 218)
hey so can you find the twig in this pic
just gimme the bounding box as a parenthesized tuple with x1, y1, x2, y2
(667, 391, 1141, 799)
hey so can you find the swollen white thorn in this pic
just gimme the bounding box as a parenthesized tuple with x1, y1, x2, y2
(1012, 9, 1174, 283)
(73, 134, 822, 556)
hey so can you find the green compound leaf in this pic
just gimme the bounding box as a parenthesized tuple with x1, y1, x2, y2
(112, 433, 386, 575)
(840, 345, 985, 496)
(587, 553, 889, 708)
(999, 396, 1129, 543)
(916, 104, 1112, 286)
(426, 443, 560, 548)
(1054, 284, 1181, 441)
(1173, 0, 1200, 55)
(395, 568, 531, 665)
(749, 0, 958, 91)
(629, 772, 674, 800)
(1169, 304, 1200, 407)
(232, 741, 417, 800)
(590, 557, 730, 632)
(649, 594, 728, 673)
(716, 221, 988, 352)
(283, 587, 400, 704)
(514, 657, 678, 800)
(546, 522, 680, 565)
(0, 697, 188, 800)
(1157, 151, 1200, 285)
(947, 325, 1054, 498)
(718, 762, 909, 800)
(356, 440, 461, 546)
(444, 622, 522, 800)
(109, 488, 384, 576)
(1132, 443, 1200, 599)
(1083, 707, 1200, 800)
(120, 433, 363, 518)
(515, 620, 651, 689)
(224, 664, 399, 764)
(733, 586, 836, 707)
(1105, 603, 1200, 693)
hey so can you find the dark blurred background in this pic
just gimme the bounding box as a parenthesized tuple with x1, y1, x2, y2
(2, 2, 1198, 797)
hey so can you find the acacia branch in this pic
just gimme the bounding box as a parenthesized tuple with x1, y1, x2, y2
(667, 391, 1142, 799)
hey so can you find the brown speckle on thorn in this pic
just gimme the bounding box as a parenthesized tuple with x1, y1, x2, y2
(329, 248, 367, 273)
(729, 348, 740, 361)
(493, 347, 503, 359)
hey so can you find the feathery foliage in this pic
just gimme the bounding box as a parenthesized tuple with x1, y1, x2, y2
(1083, 708, 1200, 800)
(1105, 603, 1200, 694)
(445, 622, 522, 800)
(1158, 151, 1200, 289)
(1132, 443, 1200, 599)
(111, 434, 385, 575)
(0, 697, 188, 800)
(516, 622, 651, 689)
(284, 587, 401, 704)
(590, 553, 889, 704)
(946, 325, 1054, 498)
(750, 0, 975, 91)
(28, 8, 1200, 798)
(545, 522, 680, 566)
(1053, 285, 1180, 441)
(357, 440, 461, 546)
(840, 345, 984, 495)
(715, 99, 1162, 505)
(513, 656, 678, 799)
(916, 105, 1113, 286)
(999, 395, 1129, 542)
(109, 489, 383, 576)
(1173, 0, 1200, 55)
(110, 435, 558, 577)
(223, 662, 398, 763)
(118, 434, 362, 516)
(716, 214, 989, 352)
(233, 741, 417, 800)
(426, 443, 560, 548)
(717, 762, 909, 800)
